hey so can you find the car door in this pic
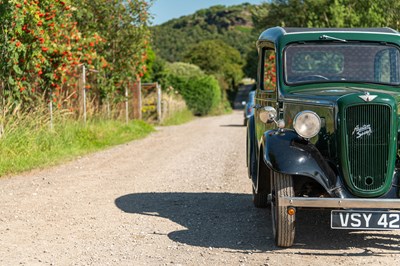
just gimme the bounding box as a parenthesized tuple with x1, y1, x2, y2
(254, 46, 278, 149)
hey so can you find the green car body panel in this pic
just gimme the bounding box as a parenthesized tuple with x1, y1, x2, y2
(249, 27, 400, 199)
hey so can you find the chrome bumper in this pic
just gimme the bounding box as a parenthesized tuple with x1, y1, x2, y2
(280, 197, 400, 209)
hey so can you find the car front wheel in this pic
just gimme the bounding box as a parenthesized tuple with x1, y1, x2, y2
(271, 172, 295, 247)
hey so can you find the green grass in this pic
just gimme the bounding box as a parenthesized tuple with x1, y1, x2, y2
(208, 100, 233, 116)
(0, 115, 154, 177)
(161, 108, 194, 126)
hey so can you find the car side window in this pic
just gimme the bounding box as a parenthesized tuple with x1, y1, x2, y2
(263, 49, 277, 91)
(375, 48, 400, 84)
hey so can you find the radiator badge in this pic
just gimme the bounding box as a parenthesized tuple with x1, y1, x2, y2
(352, 124, 372, 139)
(359, 92, 377, 102)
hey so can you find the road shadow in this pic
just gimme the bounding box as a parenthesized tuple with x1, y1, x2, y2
(115, 192, 400, 255)
(115, 192, 272, 251)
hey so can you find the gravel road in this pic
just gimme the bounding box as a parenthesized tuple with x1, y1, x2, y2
(0, 111, 399, 265)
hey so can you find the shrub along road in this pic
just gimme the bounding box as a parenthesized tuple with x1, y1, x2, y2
(0, 111, 399, 265)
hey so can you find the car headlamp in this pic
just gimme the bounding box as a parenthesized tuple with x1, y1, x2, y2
(293, 111, 321, 139)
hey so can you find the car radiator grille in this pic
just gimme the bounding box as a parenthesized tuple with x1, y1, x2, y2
(345, 104, 391, 191)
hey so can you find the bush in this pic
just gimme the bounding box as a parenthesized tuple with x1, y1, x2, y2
(165, 62, 222, 116)
(167, 74, 221, 116)
(185, 75, 221, 116)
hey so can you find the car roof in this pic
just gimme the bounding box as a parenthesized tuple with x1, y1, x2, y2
(282, 27, 397, 34)
(257, 26, 399, 46)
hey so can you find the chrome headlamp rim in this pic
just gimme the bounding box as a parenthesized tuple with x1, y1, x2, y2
(293, 110, 321, 139)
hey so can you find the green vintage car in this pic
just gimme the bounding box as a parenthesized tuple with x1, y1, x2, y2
(247, 27, 400, 247)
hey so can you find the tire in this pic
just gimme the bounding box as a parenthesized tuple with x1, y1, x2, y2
(252, 185, 268, 208)
(271, 172, 295, 247)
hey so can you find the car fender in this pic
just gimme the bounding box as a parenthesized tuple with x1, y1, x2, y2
(262, 129, 337, 193)
(247, 115, 257, 180)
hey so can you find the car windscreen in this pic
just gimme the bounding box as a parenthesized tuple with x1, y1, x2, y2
(284, 43, 400, 86)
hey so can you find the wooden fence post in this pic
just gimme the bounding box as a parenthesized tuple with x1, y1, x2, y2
(132, 80, 142, 120)
(157, 83, 162, 123)
(49, 92, 53, 131)
(78, 64, 87, 124)
(125, 85, 129, 124)
(0, 81, 4, 138)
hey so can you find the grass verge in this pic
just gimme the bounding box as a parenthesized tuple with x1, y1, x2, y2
(0, 116, 154, 177)
(161, 108, 194, 126)
(209, 100, 233, 116)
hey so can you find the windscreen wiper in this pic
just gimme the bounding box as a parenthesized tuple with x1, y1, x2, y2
(320, 35, 347, 42)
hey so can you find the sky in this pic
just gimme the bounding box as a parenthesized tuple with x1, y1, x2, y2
(149, 0, 266, 25)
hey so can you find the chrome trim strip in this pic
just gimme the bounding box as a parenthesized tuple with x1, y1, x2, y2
(280, 197, 400, 209)
(282, 98, 335, 107)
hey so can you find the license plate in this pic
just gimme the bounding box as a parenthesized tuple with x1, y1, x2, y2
(331, 210, 400, 230)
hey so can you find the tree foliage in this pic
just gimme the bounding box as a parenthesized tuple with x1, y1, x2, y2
(151, 3, 256, 63)
(166, 62, 205, 78)
(0, 0, 151, 109)
(184, 40, 244, 90)
(0, 0, 96, 105)
(252, 0, 400, 30)
(71, 0, 151, 102)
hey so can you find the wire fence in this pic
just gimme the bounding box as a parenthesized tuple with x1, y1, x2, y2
(0, 65, 186, 137)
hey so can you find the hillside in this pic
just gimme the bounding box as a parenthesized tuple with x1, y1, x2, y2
(151, 3, 259, 63)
